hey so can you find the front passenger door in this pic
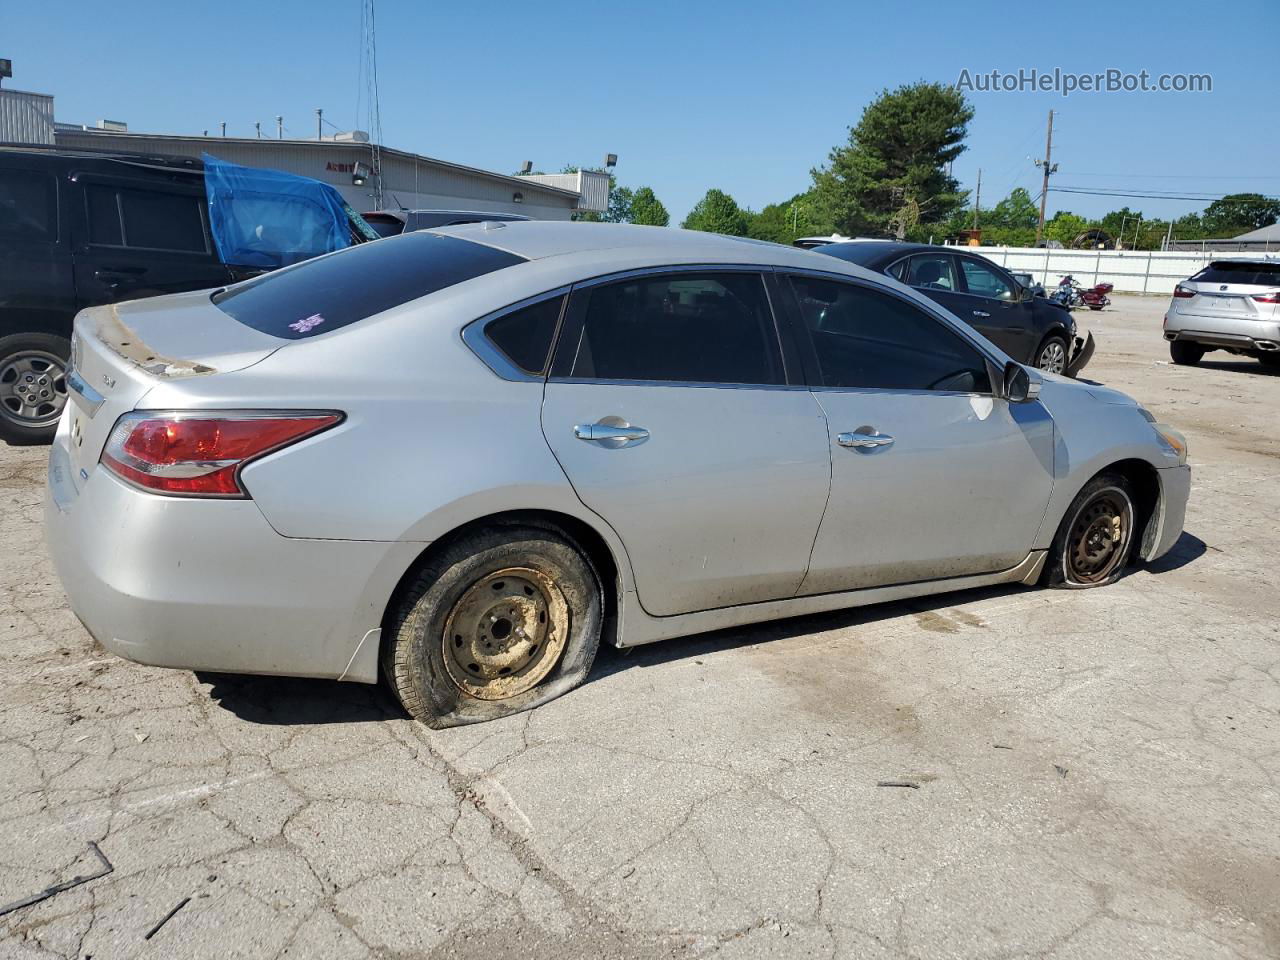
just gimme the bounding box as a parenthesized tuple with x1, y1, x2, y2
(540, 270, 831, 616)
(784, 274, 1055, 595)
(955, 256, 1030, 358)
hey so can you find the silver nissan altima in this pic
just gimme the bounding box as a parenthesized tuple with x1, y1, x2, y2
(46, 222, 1190, 727)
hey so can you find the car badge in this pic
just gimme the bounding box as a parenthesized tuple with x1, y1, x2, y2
(1220, 285, 1228, 291)
(102, 374, 116, 389)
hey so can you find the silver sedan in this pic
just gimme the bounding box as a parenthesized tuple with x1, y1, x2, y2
(46, 223, 1191, 727)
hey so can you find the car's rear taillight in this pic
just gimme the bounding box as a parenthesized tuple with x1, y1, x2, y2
(101, 411, 341, 497)
(1172, 284, 1195, 299)
(1251, 291, 1280, 304)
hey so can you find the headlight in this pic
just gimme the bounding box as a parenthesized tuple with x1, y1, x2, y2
(1152, 424, 1188, 464)
(1138, 408, 1187, 463)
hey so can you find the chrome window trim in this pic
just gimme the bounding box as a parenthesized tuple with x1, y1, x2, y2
(461, 286, 571, 383)
(779, 265, 1010, 372)
(548, 377, 809, 392)
(66, 368, 105, 417)
(549, 264, 792, 390)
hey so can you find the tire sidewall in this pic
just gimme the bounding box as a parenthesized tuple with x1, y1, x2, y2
(395, 531, 602, 726)
(1050, 478, 1136, 589)
(1036, 335, 1069, 375)
(0, 332, 71, 445)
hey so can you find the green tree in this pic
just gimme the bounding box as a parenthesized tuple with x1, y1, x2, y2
(977, 188, 1039, 245)
(629, 186, 669, 227)
(682, 189, 749, 236)
(809, 81, 973, 238)
(1200, 193, 1280, 236)
(1044, 211, 1089, 248)
(744, 194, 830, 244)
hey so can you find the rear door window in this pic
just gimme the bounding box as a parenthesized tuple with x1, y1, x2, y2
(212, 232, 526, 339)
(1192, 262, 1280, 286)
(557, 272, 783, 385)
(0, 168, 57, 242)
(85, 183, 208, 253)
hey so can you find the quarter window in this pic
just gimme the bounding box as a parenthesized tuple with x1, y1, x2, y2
(0, 169, 56, 241)
(562, 273, 783, 385)
(484, 295, 565, 375)
(789, 276, 991, 393)
(959, 258, 1015, 301)
(901, 254, 959, 291)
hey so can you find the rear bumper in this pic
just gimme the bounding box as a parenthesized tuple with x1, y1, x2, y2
(44, 432, 420, 684)
(1164, 311, 1280, 352)
(1147, 464, 1191, 562)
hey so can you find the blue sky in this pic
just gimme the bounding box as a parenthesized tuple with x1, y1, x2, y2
(4, 0, 1277, 226)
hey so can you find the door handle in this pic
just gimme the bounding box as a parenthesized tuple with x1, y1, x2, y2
(574, 419, 650, 448)
(972, 310, 991, 317)
(837, 429, 895, 449)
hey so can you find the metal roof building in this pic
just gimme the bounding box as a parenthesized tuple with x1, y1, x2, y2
(1, 87, 607, 220)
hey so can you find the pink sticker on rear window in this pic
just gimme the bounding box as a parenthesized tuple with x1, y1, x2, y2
(289, 313, 326, 334)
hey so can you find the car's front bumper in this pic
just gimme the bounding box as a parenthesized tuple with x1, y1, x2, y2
(1066, 332, 1095, 377)
(44, 432, 420, 684)
(1147, 463, 1191, 562)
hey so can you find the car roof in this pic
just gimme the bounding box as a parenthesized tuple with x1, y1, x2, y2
(427, 220, 846, 269)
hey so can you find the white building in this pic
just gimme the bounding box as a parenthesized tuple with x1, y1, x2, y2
(1, 88, 609, 220)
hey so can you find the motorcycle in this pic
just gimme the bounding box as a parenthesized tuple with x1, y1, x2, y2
(1050, 275, 1113, 311)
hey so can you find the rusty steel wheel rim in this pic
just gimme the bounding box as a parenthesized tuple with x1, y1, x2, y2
(1066, 488, 1132, 584)
(441, 566, 569, 701)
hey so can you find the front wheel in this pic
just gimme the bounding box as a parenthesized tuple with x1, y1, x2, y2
(1043, 473, 1136, 588)
(382, 525, 603, 728)
(0, 332, 70, 445)
(1034, 334, 1070, 375)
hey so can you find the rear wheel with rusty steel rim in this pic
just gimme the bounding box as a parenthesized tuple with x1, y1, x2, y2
(1064, 486, 1133, 585)
(441, 566, 570, 701)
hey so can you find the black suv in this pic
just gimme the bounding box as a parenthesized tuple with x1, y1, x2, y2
(816, 242, 1093, 377)
(0, 146, 371, 443)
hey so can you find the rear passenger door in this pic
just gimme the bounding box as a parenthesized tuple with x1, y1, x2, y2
(0, 162, 76, 338)
(540, 269, 831, 616)
(69, 175, 232, 308)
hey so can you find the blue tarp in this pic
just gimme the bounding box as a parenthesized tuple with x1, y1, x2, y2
(203, 153, 352, 269)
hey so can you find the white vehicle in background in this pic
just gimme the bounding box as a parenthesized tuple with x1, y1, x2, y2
(1163, 259, 1280, 368)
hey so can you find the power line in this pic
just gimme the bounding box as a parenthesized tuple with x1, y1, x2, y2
(1051, 186, 1280, 203)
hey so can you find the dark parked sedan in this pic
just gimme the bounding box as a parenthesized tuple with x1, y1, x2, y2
(817, 242, 1093, 376)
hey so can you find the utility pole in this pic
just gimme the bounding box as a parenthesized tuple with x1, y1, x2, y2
(316, 108, 323, 140)
(1034, 110, 1057, 247)
(276, 116, 283, 139)
(972, 168, 982, 230)
(220, 121, 226, 138)
(254, 121, 261, 139)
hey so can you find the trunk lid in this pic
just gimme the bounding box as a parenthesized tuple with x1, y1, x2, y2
(1177, 281, 1271, 319)
(66, 289, 284, 487)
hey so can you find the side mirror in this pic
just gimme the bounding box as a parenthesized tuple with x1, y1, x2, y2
(1004, 361, 1042, 403)
(1020, 285, 1035, 303)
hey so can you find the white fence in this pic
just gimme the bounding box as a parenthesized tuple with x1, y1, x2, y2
(948, 245, 1280, 295)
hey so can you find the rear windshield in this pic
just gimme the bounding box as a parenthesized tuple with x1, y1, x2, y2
(361, 213, 405, 238)
(212, 232, 526, 339)
(1192, 262, 1280, 286)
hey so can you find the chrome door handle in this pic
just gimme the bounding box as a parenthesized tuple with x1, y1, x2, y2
(837, 430, 894, 449)
(574, 418, 650, 448)
(972, 310, 991, 317)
